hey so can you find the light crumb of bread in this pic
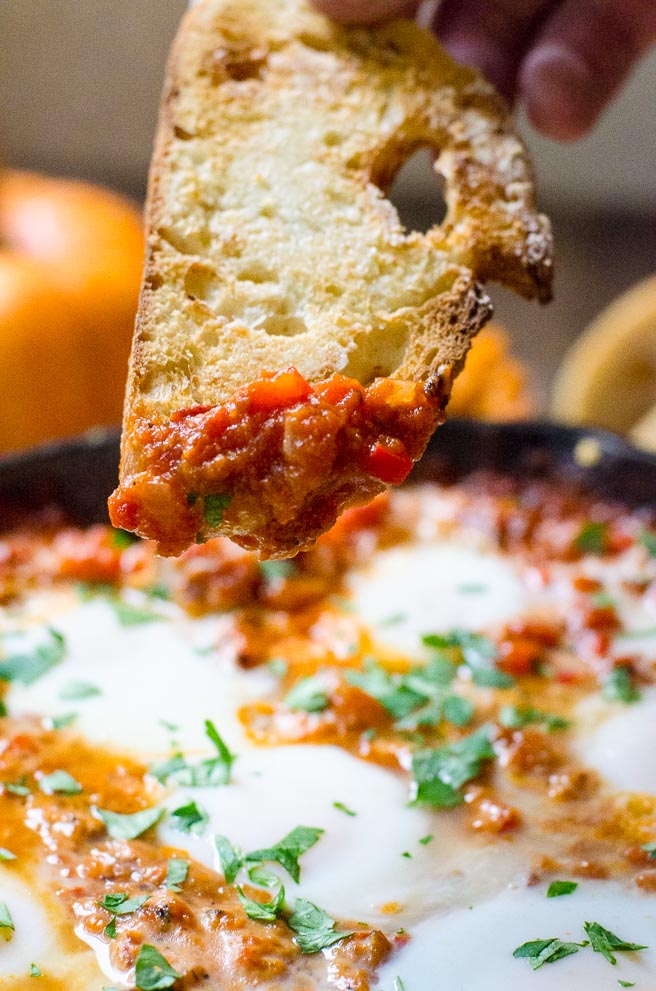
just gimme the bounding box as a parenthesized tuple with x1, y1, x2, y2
(114, 0, 553, 556)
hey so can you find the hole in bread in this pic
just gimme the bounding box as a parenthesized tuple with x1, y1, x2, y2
(387, 147, 447, 234)
(184, 263, 219, 301)
(159, 225, 210, 256)
(236, 263, 276, 284)
(211, 47, 268, 82)
(255, 315, 308, 337)
(173, 125, 195, 141)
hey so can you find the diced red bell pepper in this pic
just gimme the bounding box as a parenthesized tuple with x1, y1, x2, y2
(247, 367, 312, 413)
(363, 441, 413, 485)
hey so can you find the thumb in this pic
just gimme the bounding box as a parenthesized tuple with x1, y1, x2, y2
(311, 0, 420, 24)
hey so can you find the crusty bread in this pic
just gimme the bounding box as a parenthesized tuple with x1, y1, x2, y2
(111, 0, 552, 556)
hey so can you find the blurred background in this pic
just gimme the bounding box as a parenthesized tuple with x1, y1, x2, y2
(0, 0, 654, 450)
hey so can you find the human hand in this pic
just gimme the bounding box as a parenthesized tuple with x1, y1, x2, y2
(312, 0, 656, 141)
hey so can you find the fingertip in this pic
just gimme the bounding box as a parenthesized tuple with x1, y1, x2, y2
(519, 43, 601, 141)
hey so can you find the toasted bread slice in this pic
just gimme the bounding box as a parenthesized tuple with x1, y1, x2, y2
(109, 0, 552, 557)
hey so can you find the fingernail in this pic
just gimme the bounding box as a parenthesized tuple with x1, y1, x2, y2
(520, 42, 600, 141)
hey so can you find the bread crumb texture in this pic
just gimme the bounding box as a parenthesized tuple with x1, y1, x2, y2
(113, 0, 552, 556)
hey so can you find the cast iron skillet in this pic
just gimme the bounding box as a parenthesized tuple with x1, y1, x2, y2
(0, 420, 655, 526)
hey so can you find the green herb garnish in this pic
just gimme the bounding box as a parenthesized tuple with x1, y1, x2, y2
(98, 892, 150, 938)
(166, 859, 189, 892)
(546, 880, 578, 897)
(0, 628, 65, 685)
(574, 521, 608, 554)
(411, 726, 495, 808)
(59, 681, 101, 700)
(236, 884, 285, 922)
(287, 898, 355, 954)
(513, 937, 586, 969)
(602, 667, 641, 704)
(0, 901, 14, 931)
(150, 719, 235, 788)
(246, 825, 324, 883)
(583, 921, 647, 964)
(38, 770, 82, 795)
(134, 944, 182, 990)
(203, 494, 231, 528)
(0, 847, 16, 861)
(214, 834, 244, 884)
(284, 676, 330, 714)
(333, 801, 357, 817)
(95, 806, 163, 840)
(29, 964, 42, 977)
(499, 705, 570, 732)
(169, 800, 209, 835)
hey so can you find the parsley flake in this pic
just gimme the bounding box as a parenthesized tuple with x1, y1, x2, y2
(169, 800, 209, 835)
(0, 628, 65, 685)
(618, 981, 636, 988)
(393, 980, 407, 991)
(574, 521, 608, 555)
(4, 777, 30, 796)
(166, 859, 189, 892)
(583, 921, 647, 965)
(111, 599, 164, 628)
(419, 835, 434, 846)
(214, 834, 244, 883)
(237, 884, 285, 921)
(246, 826, 324, 883)
(30, 964, 42, 977)
(284, 675, 330, 713)
(150, 720, 235, 788)
(547, 880, 578, 898)
(50, 712, 77, 730)
(259, 560, 295, 581)
(500, 705, 570, 732)
(98, 892, 150, 938)
(513, 937, 586, 969)
(134, 944, 182, 990)
(333, 801, 357, 817)
(287, 898, 355, 954)
(96, 806, 163, 840)
(203, 493, 231, 528)
(59, 681, 101, 700)
(641, 842, 656, 858)
(0, 847, 16, 861)
(0, 901, 14, 931)
(422, 630, 514, 687)
(411, 726, 496, 808)
(603, 667, 641, 704)
(38, 770, 82, 796)
(639, 529, 656, 557)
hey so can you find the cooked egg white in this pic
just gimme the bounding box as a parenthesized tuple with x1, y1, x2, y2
(4, 531, 656, 989)
(378, 880, 656, 990)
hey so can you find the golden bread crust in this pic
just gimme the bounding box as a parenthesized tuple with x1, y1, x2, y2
(113, 0, 552, 555)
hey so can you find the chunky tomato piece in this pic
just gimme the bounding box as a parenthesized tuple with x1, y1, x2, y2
(363, 441, 413, 485)
(246, 367, 312, 413)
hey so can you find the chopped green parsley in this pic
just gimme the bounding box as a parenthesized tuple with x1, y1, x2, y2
(603, 667, 641, 705)
(287, 898, 355, 954)
(134, 944, 182, 990)
(499, 705, 570, 732)
(0, 901, 15, 931)
(333, 801, 357, 817)
(513, 937, 586, 969)
(237, 883, 285, 921)
(284, 675, 330, 713)
(546, 880, 578, 898)
(203, 493, 231, 528)
(95, 806, 163, 840)
(574, 521, 608, 555)
(0, 628, 65, 685)
(59, 681, 101, 700)
(166, 858, 189, 892)
(411, 726, 495, 808)
(150, 719, 235, 787)
(38, 770, 82, 795)
(169, 800, 209, 835)
(584, 921, 647, 964)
